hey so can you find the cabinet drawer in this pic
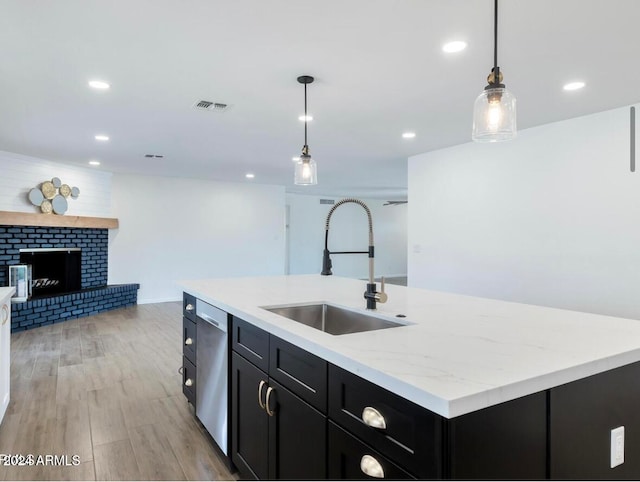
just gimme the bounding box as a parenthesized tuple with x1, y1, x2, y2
(232, 316, 269, 372)
(182, 356, 196, 406)
(183, 316, 196, 364)
(183, 292, 196, 322)
(328, 364, 442, 479)
(269, 336, 327, 413)
(328, 421, 414, 480)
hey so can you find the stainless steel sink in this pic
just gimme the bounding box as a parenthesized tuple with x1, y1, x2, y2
(261, 303, 409, 335)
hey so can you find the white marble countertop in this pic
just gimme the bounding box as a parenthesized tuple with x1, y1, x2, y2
(0, 288, 15, 304)
(180, 275, 640, 418)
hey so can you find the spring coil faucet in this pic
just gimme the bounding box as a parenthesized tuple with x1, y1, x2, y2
(321, 198, 387, 310)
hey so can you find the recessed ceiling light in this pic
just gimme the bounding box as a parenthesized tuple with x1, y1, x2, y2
(292, 156, 301, 162)
(298, 115, 313, 122)
(402, 132, 416, 139)
(94, 135, 109, 141)
(245, 173, 255, 179)
(88, 160, 101, 166)
(442, 41, 467, 53)
(563, 81, 586, 91)
(88, 80, 110, 90)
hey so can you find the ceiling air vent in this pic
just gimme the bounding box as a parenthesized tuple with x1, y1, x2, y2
(194, 100, 231, 112)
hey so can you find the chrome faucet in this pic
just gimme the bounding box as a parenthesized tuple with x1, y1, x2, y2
(320, 198, 387, 310)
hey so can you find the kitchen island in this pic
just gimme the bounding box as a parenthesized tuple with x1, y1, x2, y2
(181, 275, 640, 479)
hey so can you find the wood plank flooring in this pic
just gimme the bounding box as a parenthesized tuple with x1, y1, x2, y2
(0, 302, 235, 481)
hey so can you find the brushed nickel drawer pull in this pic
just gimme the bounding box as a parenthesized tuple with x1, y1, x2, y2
(1, 304, 7, 326)
(185, 303, 194, 312)
(185, 378, 193, 387)
(360, 454, 385, 478)
(185, 337, 193, 345)
(258, 380, 267, 409)
(265, 386, 276, 416)
(362, 406, 387, 429)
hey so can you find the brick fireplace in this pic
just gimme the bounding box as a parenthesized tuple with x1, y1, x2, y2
(0, 213, 139, 332)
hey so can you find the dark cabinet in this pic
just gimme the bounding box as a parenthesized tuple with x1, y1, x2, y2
(269, 336, 327, 412)
(181, 292, 197, 406)
(231, 351, 270, 480)
(268, 378, 327, 480)
(183, 315, 196, 363)
(231, 322, 328, 480)
(181, 355, 196, 406)
(329, 364, 548, 480)
(232, 315, 270, 372)
(328, 421, 414, 480)
(329, 364, 442, 479)
(183, 292, 196, 322)
(447, 391, 547, 480)
(549, 361, 640, 480)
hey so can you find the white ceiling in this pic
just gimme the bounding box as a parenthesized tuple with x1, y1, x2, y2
(1, 0, 639, 200)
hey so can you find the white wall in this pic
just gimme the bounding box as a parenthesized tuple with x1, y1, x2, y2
(287, 194, 407, 279)
(0, 151, 111, 217)
(109, 173, 285, 303)
(408, 103, 640, 319)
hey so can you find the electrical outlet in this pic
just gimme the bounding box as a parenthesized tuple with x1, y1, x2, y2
(611, 426, 625, 468)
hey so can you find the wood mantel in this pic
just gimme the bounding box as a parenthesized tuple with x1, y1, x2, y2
(0, 211, 118, 229)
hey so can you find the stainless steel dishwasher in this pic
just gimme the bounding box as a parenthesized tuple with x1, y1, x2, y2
(196, 299, 228, 455)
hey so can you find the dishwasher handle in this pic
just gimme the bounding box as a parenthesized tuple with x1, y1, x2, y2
(197, 313, 228, 333)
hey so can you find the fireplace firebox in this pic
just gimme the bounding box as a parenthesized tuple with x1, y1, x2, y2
(19, 248, 81, 297)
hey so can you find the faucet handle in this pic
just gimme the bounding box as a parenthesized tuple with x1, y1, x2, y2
(377, 277, 388, 303)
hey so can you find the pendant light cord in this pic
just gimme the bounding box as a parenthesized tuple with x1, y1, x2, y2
(493, 0, 498, 71)
(304, 83, 308, 146)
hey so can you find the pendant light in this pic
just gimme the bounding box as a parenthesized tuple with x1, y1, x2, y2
(472, 0, 516, 142)
(294, 75, 318, 185)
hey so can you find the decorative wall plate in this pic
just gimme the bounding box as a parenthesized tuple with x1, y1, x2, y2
(41, 200, 52, 213)
(41, 181, 56, 199)
(28, 188, 44, 206)
(59, 184, 71, 197)
(29, 177, 80, 214)
(51, 195, 68, 215)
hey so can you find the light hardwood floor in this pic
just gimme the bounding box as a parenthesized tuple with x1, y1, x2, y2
(0, 302, 235, 481)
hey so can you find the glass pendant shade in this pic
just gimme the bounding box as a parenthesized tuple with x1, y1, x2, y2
(294, 157, 317, 185)
(472, 87, 517, 142)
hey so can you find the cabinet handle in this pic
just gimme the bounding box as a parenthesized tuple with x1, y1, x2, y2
(1, 305, 7, 326)
(185, 337, 193, 346)
(360, 455, 385, 479)
(178, 366, 184, 375)
(265, 386, 276, 417)
(258, 380, 267, 409)
(185, 303, 194, 312)
(362, 406, 387, 430)
(185, 378, 193, 387)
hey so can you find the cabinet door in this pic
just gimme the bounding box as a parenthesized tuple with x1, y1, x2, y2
(182, 316, 196, 364)
(183, 292, 196, 322)
(328, 421, 414, 480)
(0, 300, 10, 424)
(231, 352, 269, 480)
(267, 378, 327, 480)
(269, 336, 327, 413)
(181, 356, 196, 407)
(232, 316, 269, 372)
